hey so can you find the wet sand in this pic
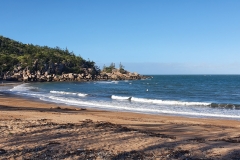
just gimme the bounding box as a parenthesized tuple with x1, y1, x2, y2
(0, 81, 23, 86)
(0, 93, 240, 159)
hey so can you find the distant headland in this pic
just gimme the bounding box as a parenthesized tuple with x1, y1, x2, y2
(0, 36, 149, 82)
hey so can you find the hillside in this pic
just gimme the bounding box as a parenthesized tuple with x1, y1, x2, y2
(0, 35, 98, 73)
(0, 35, 147, 81)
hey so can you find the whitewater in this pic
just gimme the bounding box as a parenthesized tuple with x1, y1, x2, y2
(3, 75, 240, 119)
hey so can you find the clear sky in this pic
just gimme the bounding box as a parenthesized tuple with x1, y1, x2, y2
(1, 0, 240, 74)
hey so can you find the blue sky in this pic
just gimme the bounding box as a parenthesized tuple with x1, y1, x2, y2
(1, 0, 240, 74)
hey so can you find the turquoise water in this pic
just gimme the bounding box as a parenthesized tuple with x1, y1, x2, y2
(5, 75, 240, 119)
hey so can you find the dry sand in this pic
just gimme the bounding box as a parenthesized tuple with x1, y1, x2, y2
(0, 92, 240, 159)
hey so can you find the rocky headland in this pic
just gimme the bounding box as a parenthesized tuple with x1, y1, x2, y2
(2, 65, 149, 82)
(0, 35, 149, 82)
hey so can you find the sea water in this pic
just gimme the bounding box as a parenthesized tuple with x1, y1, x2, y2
(4, 75, 240, 119)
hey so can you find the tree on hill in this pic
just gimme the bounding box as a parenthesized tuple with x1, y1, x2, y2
(102, 62, 116, 73)
(102, 62, 126, 74)
(0, 35, 100, 76)
(119, 62, 126, 73)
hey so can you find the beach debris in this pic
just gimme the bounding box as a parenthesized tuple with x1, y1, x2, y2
(95, 121, 119, 129)
(230, 150, 240, 159)
(94, 121, 176, 139)
(50, 106, 86, 112)
(50, 106, 61, 109)
(57, 123, 75, 129)
(140, 131, 176, 139)
(81, 119, 93, 123)
(56, 106, 61, 109)
(47, 141, 61, 145)
(1, 115, 240, 159)
(210, 136, 240, 143)
(188, 137, 206, 143)
(169, 149, 190, 159)
(95, 121, 133, 132)
(77, 148, 85, 151)
(79, 119, 94, 127)
(0, 149, 7, 155)
(111, 150, 152, 160)
(37, 118, 48, 121)
(118, 126, 133, 132)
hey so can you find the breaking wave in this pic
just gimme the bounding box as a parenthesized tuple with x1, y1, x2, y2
(111, 95, 131, 100)
(9, 83, 39, 92)
(131, 97, 211, 106)
(50, 90, 87, 97)
(44, 96, 240, 119)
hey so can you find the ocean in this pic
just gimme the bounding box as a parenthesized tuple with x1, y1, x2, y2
(2, 75, 240, 120)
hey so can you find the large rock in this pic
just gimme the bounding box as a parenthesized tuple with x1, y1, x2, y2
(53, 75, 60, 81)
(45, 71, 49, 76)
(17, 66, 22, 71)
(111, 74, 119, 80)
(77, 74, 83, 78)
(23, 75, 29, 82)
(2, 60, 149, 82)
(133, 72, 139, 76)
(27, 69, 31, 76)
(100, 73, 108, 79)
(12, 73, 22, 79)
(85, 74, 92, 79)
(68, 73, 74, 80)
(37, 70, 41, 75)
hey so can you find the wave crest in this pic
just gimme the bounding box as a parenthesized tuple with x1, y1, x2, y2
(9, 83, 39, 92)
(111, 95, 131, 100)
(50, 90, 87, 97)
(131, 97, 210, 106)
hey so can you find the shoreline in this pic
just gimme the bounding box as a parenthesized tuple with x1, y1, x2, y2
(0, 81, 23, 86)
(1, 91, 240, 126)
(3, 81, 240, 121)
(1, 93, 240, 159)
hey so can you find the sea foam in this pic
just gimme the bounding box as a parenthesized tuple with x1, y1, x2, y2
(111, 95, 131, 100)
(46, 96, 240, 119)
(50, 90, 87, 96)
(131, 97, 210, 106)
(9, 83, 39, 92)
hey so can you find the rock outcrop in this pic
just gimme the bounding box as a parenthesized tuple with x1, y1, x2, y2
(0, 35, 150, 82)
(2, 65, 149, 82)
(98, 69, 147, 81)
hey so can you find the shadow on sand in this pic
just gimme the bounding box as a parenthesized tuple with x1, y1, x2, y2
(0, 103, 240, 159)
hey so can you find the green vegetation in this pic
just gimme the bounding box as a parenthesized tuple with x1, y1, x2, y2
(0, 35, 99, 75)
(102, 62, 126, 74)
(119, 62, 126, 74)
(103, 62, 116, 73)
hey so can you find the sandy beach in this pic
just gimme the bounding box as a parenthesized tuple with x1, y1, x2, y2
(1, 91, 240, 159)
